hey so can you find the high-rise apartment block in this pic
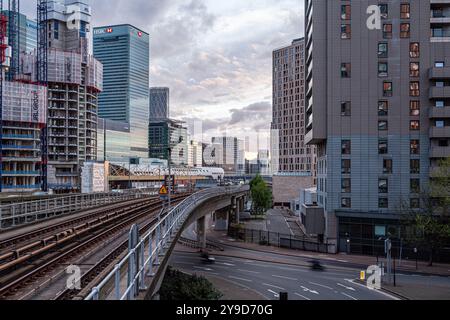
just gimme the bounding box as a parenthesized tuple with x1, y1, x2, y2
(20, 0, 103, 192)
(304, 0, 450, 253)
(272, 38, 315, 174)
(150, 87, 169, 120)
(93, 24, 150, 159)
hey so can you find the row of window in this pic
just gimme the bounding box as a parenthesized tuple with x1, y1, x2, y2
(341, 158, 421, 175)
(341, 197, 421, 209)
(342, 139, 420, 156)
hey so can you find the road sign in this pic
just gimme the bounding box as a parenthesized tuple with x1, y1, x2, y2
(159, 185, 168, 195)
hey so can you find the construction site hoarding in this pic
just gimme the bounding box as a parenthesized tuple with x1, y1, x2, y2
(2, 81, 47, 124)
(86, 55, 103, 91)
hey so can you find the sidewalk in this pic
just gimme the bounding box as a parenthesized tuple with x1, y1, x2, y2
(207, 229, 450, 277)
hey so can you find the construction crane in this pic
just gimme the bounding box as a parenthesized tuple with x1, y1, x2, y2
(37, 0, 48, 192)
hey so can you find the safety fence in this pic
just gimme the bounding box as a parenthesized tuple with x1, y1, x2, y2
(228, 226, 331, 254)
(0, 191, 151, 230)
(85, 186, 249, 300)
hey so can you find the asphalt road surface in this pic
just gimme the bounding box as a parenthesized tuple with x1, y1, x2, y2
(169, 251, 397, 300)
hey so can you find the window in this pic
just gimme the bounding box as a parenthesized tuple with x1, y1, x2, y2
(341, 5, 351, 20)
(410, 62, 419, 77)
(410, 81, 420, 96)
(383, 24, 392, 39)
(378, 120, 388, 131)
(410, 101, 420, 116)
(342, 140, 351, 155)
(401, 3, 410, 19)
(436, 120, 445, 128)
(410, 140, 420, 154)
(410, 159, 420, 174)
(383, 82, 393, 97)
(341, 198, 351, 208)
(379, 179, 388, 194)
(400, 23, 410, 38)
(436, 81, 444, 88)
(342, 159, 351, 174)
(410, 121, 420, 130)
(378, 43, 388, 58)
(438, 139, 449, 147)
(342, 178, 351, 193)
(435, 61, 445, 68)
(379, 139, 388, 154)
(379, 4, 388, 19)
(378, 101, 388, 116)
(341, 102, 351, 116)
(341, 63, 351, 78)
(410, 198, 420, 209)
(383, 159, 393, 174)
(436, 101, 445, 108)
(341, 24, 351, 39)
(378, 62, 388, 77)
(379, 198, 389, 209)
(410, 179, 420, 193)
(410, 43, 420, 58)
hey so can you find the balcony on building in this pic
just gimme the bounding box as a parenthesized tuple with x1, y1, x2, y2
(430, 126, 450, 138)
(430, 86, 450, 98)
(429, 106, 450, 118)
(430, 146, 450, 158)
(429, 66, 450, 79)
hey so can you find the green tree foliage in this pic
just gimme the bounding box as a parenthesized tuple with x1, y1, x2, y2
(159, 267, 222, 300)
(250, 174, 272, 215)
(402, 158, 450, 266)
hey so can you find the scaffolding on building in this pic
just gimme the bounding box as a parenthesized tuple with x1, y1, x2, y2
(7, 0, 19, 81)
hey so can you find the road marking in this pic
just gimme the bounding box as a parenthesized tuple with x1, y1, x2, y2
(193, 266, 214, 271)
(216, 262, 236, 266)
(272, 275, 298, 281)
(344, 279, 400, 300)
(237, 269, 260, 274)
(228, 275, 253, 283)
(341, 292, 358, 300)
(244, 262, 270, 268)
(300, 286, 319, 295)
(308, 282, 333, 290)
(337, 283, 356, 291)
(275, 266, 307, 272)
(267, 289, 279, 298)
(294, 292, 311, 300)
(263, 283, 286, 291)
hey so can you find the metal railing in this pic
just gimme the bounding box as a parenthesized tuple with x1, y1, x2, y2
(0, 191, 150, 230)
(85, 186, 249, 300)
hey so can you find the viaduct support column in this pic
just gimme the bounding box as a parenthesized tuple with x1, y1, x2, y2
(197, 216, 206, 250)
(232, 196, 239, 224)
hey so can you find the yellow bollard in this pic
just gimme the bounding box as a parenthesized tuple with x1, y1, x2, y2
(360, 271, 366, 281)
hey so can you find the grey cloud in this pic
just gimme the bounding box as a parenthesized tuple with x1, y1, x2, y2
(228, 102, 271, 126)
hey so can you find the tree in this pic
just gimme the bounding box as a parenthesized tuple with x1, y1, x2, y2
(401, 158, 450, 266)
(250, 174, 272, 215)
(159, 267, 222, 300)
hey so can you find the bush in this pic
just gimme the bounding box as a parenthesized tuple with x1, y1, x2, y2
(159, 267, 222, 300)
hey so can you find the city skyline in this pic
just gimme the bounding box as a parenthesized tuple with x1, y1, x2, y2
(21, 0, 303, 141)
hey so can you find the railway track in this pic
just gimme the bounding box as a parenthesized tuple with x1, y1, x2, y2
(0, 195, 188, 300)
(0, 196, 158, 252)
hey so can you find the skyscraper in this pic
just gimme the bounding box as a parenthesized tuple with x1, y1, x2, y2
(272, 38, 315, 174)
(150, 87, 170, 120)
(20, 0, 103, 192)
(93, 24, 150, 159)
(25, 18, 37, 53)
(304, 0, 450, 253)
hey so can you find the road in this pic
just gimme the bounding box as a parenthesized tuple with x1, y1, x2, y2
(169, 251, 396, 300)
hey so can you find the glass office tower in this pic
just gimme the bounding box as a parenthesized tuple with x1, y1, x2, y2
(93, 24, 150, 159)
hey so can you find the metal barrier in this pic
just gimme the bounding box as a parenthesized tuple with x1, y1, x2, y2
(0, 191, 156, 230)
(85, 186, 248, 300)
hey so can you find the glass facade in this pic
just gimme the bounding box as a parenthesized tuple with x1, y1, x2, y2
(149, 87, 169, 120)
(94, 24, 150, 159)
(26, 19, 37, 53)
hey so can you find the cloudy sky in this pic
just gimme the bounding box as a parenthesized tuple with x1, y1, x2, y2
(23, 0, 303, 146)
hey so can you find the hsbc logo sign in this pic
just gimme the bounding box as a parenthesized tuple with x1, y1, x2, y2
(94, 28, 113, 35)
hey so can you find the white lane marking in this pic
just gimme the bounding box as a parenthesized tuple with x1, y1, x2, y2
(337, 283, 356, 291)
(309, 282, 333, 290)
(294, 292, 311, 300)
(341, 292, 358, 300)
(276, 266, 307, 272)
(216, 262, 236, 266)
(228, 275, 252, 283)
(344, 279, 399, 300)
(300, 286, 319, 295)
(244, 262, 270, 268)
(272, 275, 298, 281)
(263, 283, 286, 291)
(237, 269, 260, 274)
(193, 266, 214, 271)
(267, 289, 279, 298)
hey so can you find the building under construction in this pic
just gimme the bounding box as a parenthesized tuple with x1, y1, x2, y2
(18, 0, 102, 193)
(0, 1, 48, 194)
